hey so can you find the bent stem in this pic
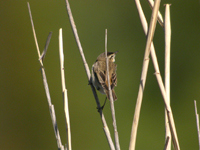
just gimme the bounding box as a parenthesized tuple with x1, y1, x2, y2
(27, 2, 65, 150)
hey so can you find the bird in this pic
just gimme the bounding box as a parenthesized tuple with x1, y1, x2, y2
(91, 51, 118, 108)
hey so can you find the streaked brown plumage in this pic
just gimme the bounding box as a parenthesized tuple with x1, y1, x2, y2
(91, 52, 118, 101)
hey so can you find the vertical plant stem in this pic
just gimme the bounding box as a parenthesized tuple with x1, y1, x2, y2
(194, 100, 200, 150)
(129, 1, 161, 150)
(64, 0, 115, 149)
(105, 29, 120, 150)
(164, 4, 171, 150)
(149, 2, 180, 150)
(59, 28, 72, 150)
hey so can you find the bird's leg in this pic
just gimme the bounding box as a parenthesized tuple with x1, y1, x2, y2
(96, 97, 107, 112)
(101, 97, 107, 110)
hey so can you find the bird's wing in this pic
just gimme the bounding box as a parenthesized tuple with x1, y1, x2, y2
(110, 64, 117, 89)
(93, 61, 108, 91)
(111, 72, 117, 89)
(93, 61, 117, 90)
(97, 68, 108, 91)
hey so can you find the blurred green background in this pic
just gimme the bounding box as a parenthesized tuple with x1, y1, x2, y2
(0, 0, 200, 149)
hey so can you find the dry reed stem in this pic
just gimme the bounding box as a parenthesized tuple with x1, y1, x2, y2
(39, 32, 52, 62)
(148, 0, 164, 28)
(151, 3, 180, 150)
(59, 28, 72, 150)
(194, 100, 200, 150)
(129, 1, 161, 150)
(27, 2, 65, 150)
(155, 75, 179, 150)
(64, 0, 115, 149)
(105, 29, 120, 150)
(150, 3, 180, 150)
(130, 1, 180, 149)
(164, 4, 172, 150)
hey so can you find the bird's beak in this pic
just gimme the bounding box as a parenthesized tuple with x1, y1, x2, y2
(114, 51, 119, 54)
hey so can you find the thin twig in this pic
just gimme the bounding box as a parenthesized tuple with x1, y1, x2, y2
(129, 1, 161, 149)
(64, 0, 115, 149)
(27, 2, 65, 150)
(27, 3, 41, 60)
(59, 28, 72, 150)
(39, 32, 52, 62)
(105, 29, 120, 150)
(164, 4, 171, 150)
(194, 100, 200, 150)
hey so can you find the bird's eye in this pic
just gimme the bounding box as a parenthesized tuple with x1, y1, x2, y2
(109, 55, 114, 59)
(109, 55, 115, 62)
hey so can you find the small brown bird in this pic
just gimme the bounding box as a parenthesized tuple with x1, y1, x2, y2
(91, 52, 118, 105)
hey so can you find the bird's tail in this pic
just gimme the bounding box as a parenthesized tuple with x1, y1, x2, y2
(106, 90, 117, 101)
